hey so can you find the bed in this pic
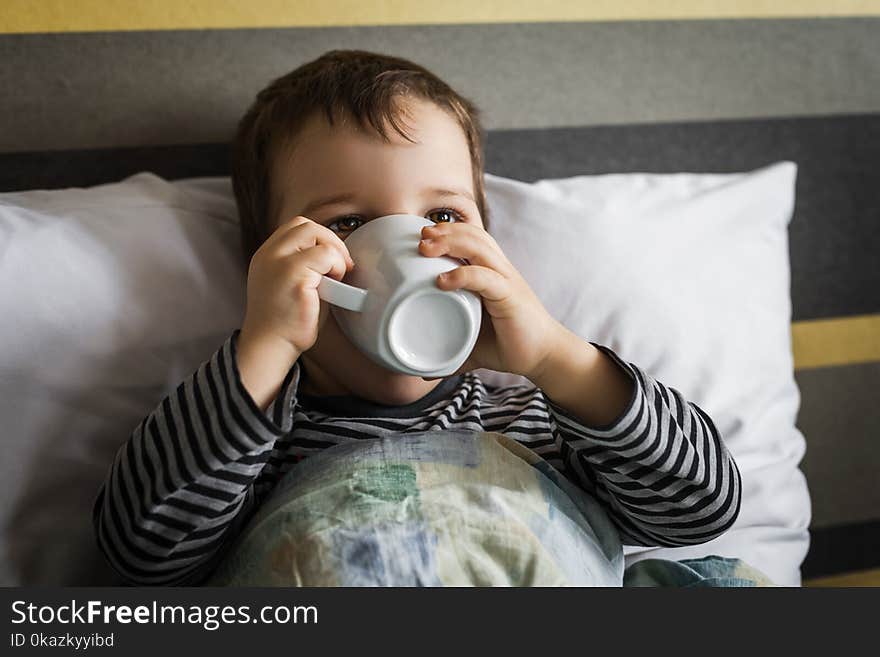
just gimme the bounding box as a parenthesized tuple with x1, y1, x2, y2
(1, 9, 878, 586)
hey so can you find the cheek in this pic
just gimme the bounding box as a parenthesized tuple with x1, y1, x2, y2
(464, 216, 484, 230)
(462, 204, 484, 228)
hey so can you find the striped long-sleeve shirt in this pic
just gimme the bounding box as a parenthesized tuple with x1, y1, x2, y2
(93, 331, 741, 586)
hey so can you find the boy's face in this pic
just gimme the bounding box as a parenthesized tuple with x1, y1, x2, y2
(271, 98, 484, 405)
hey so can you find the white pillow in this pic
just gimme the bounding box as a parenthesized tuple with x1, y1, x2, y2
(481, 162, 810, 585)
(0, 175, 245, 584)
(0, 163, 810, 586)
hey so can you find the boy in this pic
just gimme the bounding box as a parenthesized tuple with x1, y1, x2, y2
(93, 50, 741, 586)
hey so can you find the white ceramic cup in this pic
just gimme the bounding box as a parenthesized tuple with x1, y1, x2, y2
(316, 214, 482, 377)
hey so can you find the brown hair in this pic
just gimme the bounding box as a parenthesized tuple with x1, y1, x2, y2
(231, 49, 489, 264)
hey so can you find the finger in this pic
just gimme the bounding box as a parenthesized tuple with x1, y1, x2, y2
(270, 216, 354, 269)
(287, 243, 350, 286)
(260, 214, 312, 251)
(435, 265, 509, 302)
(273, 218, 353, 267)
(265, 214, 310, 240)
(418, 222, 512, 275)
(421, 220, 507, 258)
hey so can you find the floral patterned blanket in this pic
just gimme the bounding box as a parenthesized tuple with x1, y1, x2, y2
(206, 430, 772, 587)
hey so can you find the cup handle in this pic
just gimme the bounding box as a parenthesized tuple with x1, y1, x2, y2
(317, 276, 368, 312)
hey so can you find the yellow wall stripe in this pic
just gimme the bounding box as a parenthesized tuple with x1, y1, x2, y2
(3, 1, 880, 34)
(804, 566, 880, 587)
(792, 313, 880, 370)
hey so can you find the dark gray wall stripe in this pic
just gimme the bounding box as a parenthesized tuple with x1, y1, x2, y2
(1, 17, 879, 152)
(803, 520, 880, 578)
(484, 115, 880, 322)
(796, 361, 880, 529)
(3, 114, 877, 322)
(0, 143, 232, 192)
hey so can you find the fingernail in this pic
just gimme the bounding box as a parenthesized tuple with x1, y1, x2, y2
(421, 238, 433, 244)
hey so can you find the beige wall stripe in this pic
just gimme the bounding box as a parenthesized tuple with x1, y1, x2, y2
(4, 1, 880, 34)
(792, 313, 880, 370)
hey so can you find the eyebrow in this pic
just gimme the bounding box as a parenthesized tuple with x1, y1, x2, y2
(300, 187, 476, 218)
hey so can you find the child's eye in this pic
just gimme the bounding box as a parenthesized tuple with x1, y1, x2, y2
(327, 215, 364, 235)
(426, 208, 463, 224)
(328, 208, 463, 235)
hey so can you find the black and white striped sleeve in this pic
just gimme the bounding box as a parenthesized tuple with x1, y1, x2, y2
(543, 344, 742, 548)
(92, 330, 300, 586)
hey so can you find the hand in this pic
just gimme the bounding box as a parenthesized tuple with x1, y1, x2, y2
(418, 221, 566, 380)
(237, 216, 354, 409)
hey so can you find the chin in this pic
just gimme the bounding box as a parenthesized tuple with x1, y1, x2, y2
(320, 320, 443, 405)
(361, 366, 438, 406)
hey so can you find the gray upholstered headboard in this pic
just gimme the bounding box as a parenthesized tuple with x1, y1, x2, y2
(1, 8, 878, 580)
